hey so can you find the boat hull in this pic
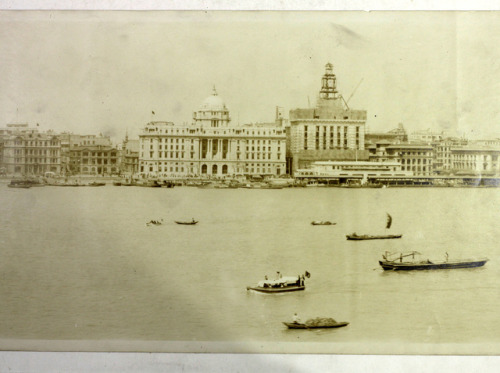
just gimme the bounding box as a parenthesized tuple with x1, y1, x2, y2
(283, 321, 349, 329)
(175, 221, 198, 225)
(347, 234, 402, 240)
(311, 221, 336, 226)
(379, 259, 488, 271)
(246, 285, 305, 293)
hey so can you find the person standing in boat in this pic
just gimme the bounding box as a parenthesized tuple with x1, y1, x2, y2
(292, 313, 300, 324)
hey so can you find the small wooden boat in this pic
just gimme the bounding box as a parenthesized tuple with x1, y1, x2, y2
(347, 233, 402, 240)
(8, 179, 39, 188)
(175, 220, 198, 225)
(146, 219, 163, 226)
(347, 213, 401, 240)
(7, 183, 31, 189)
(88, 182, 106, 186)
(379, 251, 489, 271)
(283, 321, 349, 329)
(311, 221, 336, 226)
(247, 271, 310, 293)
(283, 317, 349, 329)
(261, 184, 284, 189)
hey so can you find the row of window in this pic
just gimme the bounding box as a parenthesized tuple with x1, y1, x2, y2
(400, 159, 430, 164)
(80, 152, 117, 157)
(12, 141, 59, 146)
(144, 127, 284, 136)
(13, 158, 59, 164)
(142, 137, 285, 147)
(80, 159, 116, 165)
(80, 167, 117, 172)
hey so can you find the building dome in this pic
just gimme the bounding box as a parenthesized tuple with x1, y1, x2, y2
(199, 87, 227, 112)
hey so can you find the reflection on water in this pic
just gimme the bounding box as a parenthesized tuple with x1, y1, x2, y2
(0, 186, 499, 346)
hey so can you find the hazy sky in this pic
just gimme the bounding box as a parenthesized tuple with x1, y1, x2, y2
(1, 11, 500, 141)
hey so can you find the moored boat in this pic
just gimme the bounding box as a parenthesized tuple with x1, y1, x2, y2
(175, 220, 198, 225)
(283, 318, 349, 329)
(88, 181, 106, 186)
(379, 251, 489, 271)
(261, 184, 284, 189)
(347, 233, 402, 240)
(8, 178, 45, 188)
(246, 271, 310, 293)
(7, 180, 31, 188)
(311, 221, 336, 226)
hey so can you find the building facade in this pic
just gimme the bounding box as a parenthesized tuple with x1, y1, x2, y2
(59, 133, 113, 175)
(432, 137, 468, 174)
(120, 136, 139, 176)
(138, 88, 286, 179)
(295, 160, 411, 184)
(1, 126, 61, 175)
(287, 63, 368, 175)
(451, 146, 500, 175)
(368, 143, 434, 176)
(68, 146, 120, 176)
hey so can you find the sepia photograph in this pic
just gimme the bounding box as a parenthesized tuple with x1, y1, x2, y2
(1, 7, 500, 368)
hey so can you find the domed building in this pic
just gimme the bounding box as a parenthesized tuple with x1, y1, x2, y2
(193, 87, 231, 128)
(138, 87, 286, 180)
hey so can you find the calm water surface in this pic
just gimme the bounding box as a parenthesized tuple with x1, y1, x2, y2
(1, 185, 499, 350)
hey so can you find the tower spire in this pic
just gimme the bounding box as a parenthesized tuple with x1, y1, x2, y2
(212, 85, 218, 96)
(319, 62, 338, 100)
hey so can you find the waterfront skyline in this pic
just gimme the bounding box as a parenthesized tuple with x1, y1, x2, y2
(2, 11, 500, 142)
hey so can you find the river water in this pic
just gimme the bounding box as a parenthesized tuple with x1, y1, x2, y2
(0, 185, 499, 354)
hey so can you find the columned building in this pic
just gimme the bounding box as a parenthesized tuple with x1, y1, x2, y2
(1, 125, 61, 176)
(139, 88, 286, 179)
(451, 146, 500, 175)
(287, 63, 368, 175)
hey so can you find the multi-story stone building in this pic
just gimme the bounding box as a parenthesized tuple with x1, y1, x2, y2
(139, 88, 286, 179)
(287, 63, 368, 175)
(68, 145, 120, 176)
(432, 137, 468, 174)
(368, 143, 434, 176)
(1, 125, 61, 175)
(451, 145, 500, 175)
(120, 136, 139, 176)
(59, 133, 113, 175)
